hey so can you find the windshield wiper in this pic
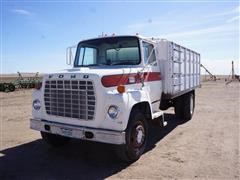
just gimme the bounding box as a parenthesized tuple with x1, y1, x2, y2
(85, 64, 100, 66)
(79, 63, 110, 67)
(110, 61, 137, 65)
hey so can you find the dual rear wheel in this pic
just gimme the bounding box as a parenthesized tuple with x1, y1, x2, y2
(174, 91, 195, 121)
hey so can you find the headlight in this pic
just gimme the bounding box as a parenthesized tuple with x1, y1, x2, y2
(33, 99, 41, 110)
(108, 105, 119, 119)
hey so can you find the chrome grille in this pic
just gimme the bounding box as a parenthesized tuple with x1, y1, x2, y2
(44, 80, 96, 120)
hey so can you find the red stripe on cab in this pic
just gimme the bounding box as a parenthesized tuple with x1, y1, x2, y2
(101, 72, 161, 87)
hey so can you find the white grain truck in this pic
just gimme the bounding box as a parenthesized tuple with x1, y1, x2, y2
(31, 35, 200, 162)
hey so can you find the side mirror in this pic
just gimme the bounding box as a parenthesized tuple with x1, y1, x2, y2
(66, 45, 77, 65)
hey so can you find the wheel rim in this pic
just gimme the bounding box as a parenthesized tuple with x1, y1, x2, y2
(131, 123, 145, 149)
(190, 94, 194, 115)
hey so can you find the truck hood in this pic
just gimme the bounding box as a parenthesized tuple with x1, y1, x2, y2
(50, 67, 139, 77)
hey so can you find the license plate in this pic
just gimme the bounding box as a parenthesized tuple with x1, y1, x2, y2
(60, 128, 73, 137)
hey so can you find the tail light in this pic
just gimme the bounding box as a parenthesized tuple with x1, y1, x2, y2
(35, 81, 42, 90)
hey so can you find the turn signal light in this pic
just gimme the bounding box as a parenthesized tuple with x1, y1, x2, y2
(117, 85, 125, 93)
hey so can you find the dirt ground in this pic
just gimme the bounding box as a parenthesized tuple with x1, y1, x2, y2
(0, 80, 239, 179)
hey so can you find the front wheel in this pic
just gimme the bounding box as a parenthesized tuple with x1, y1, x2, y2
(41, 131, 70, 147)
(115, 110, 149, 162)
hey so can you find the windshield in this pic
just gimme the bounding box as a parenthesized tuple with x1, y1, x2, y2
(74, 36, 140, 67)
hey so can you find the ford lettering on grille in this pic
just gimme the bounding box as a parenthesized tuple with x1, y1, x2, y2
(44, 80, 96, 120)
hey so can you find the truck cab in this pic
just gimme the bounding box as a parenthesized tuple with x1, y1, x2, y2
(31, 35, 200, 162)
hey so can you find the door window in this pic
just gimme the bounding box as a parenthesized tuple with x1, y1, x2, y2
(75, 47, 97, 66)
(143, 42, 156, 65)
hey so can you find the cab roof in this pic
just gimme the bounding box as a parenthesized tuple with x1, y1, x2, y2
(79, 35, 167, 44)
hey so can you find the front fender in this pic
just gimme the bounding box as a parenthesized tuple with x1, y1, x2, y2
(126, 89, 152, 124)
(101, 88, 152, 131)
(101, 90, 129, 131)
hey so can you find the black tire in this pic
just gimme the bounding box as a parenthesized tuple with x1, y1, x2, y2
(184, 92, 195, 120)
(174, 91, 195, 121)
(8, 83, 15, 92)
(115, 110, 149, 162)
(174, 95, 184, 120)
(0, 84, 6, 92)
(41, 131, 70, 147)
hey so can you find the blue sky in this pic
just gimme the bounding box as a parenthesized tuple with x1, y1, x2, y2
(1, 1, 239, 75)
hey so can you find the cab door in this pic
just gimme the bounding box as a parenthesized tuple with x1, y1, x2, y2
(142, 41, 162, 112)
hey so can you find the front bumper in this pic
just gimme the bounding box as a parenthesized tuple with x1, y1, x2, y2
(30, 118, 126, 145)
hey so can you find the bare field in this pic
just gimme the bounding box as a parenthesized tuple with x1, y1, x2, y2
(0, 73, 42, 83)
(0, 80, 239, 179)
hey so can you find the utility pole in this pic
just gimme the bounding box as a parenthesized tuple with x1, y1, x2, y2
(226, 60, 240, 84)
(231, 61, 235, 80)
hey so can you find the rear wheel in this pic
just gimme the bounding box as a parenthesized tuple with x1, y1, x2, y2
(174, 91, 195, 121)
(41, 131, 70, 147)
(115, 110, 149, 162)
